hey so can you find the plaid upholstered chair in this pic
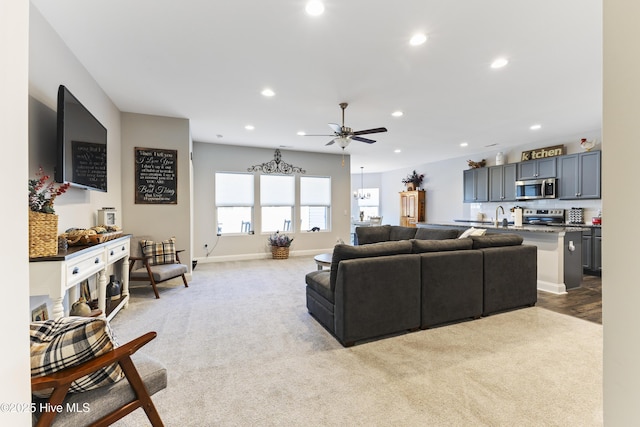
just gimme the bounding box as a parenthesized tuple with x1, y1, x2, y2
(30, 317, 166, 426)
(129, 236, 189, 298)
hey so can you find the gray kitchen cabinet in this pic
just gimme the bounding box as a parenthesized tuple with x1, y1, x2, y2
(489, 164, 517, 202)
(517, 157, 557, 180)
(593, 228, 602, 272)
(583, 227, 602, 274)
(558, 151, 601, 199)
(463, 168, 488, 203)
(582, 229, 593, 269)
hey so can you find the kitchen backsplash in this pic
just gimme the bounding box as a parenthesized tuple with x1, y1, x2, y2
(466, 199, 602, 224)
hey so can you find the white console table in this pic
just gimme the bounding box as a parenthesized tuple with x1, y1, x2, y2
(29, 235, 131, 321)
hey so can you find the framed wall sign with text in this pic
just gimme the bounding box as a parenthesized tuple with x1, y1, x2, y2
(135, 147, 178, 204)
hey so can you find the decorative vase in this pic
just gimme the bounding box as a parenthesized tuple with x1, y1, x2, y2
(107, 275, 121, 301)
(28, 210, 59, 258)
(70, 297, 91, 317)
(406, 183, 415, 191)
(271, 246, 290, 259)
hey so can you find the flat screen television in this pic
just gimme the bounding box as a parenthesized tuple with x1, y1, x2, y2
(55, 85, 107, 192)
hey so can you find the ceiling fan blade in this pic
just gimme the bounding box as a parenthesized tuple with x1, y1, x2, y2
(352, 127, 387, 136)
(325, 139, 336, 146)
(328, 123, 342, 133)
(304, 134, 335, 137)
(352, 136, 376, 144)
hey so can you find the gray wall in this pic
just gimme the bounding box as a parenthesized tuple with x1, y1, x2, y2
(120, 113, 193, 268)
(192, 142, 351, 261)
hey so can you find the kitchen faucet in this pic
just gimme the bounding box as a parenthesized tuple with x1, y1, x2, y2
(495, 205, 505, 227)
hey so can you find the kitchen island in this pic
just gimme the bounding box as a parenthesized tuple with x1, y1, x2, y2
(416, 222, 585, 294)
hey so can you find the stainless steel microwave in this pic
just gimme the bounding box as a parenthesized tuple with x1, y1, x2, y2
(515, 178, 557, 200)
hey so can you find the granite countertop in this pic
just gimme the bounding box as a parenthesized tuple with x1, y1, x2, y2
(418, 221, 590, 233)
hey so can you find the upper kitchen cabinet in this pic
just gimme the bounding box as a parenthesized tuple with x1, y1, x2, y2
(463, 168, 489, 203)
(517, 157, 557, 180)
(558, 151, 601, 199)
(489, 164, 517, 202)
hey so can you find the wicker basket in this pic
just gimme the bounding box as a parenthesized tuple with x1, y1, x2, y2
(271, 246, 290, 259)
(29, 210, 59, 258)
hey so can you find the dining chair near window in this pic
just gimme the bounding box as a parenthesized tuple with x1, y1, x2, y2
(241, 221, 251, 233)
(283, 219, 291, 231)
(369, 216, 383, 226)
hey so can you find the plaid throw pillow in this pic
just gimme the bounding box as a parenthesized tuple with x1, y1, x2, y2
(30, 317, 124, 397)
(140, 237, 177, 266)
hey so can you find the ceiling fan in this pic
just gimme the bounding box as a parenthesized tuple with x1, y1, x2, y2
(306, 102, 387, 149)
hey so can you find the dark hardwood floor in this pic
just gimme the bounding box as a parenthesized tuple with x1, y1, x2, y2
(536, 273, 602, 324)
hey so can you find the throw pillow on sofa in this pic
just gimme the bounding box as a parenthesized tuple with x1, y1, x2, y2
(458, 227, 487, 239)
(30, 317, 124, 397)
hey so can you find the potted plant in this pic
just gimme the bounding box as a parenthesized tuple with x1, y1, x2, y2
(402, 170, 424, 191)
(268, 231, 294, 259)
(28, 167, 70, 258)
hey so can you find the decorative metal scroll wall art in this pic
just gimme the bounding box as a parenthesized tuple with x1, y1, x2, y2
(247, 149, 306, 174)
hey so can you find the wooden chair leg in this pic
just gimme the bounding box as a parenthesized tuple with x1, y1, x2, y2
(181, 274, 188, 288)
(149, 277, 160, 299)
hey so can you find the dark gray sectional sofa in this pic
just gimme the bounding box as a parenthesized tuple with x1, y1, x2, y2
(305, 226, 537, 347)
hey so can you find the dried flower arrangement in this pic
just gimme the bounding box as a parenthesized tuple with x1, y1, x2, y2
(267, 231, 294, 247)
(401, 170, 424, 187)
(29, 166, 70, 214)
(467, 159, 486, 169)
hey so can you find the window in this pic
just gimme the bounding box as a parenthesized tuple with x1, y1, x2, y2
(215, 172, 254, 234)
(300, 176, 331, 231)
(357, 188, 380, 219)
(260, 175, 294, 232)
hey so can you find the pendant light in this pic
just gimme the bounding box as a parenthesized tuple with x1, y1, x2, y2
(353, 166, 371, 199)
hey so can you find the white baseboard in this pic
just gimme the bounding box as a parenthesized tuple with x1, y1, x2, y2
(537, 280, 567, 295)
(195, 248, 334, 264)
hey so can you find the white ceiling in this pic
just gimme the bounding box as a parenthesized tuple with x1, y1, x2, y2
(32, 0, 602, 173)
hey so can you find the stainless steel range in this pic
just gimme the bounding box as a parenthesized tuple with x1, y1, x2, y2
(522, 208, 565, 225)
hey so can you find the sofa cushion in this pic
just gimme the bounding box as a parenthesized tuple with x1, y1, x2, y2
(470, 234, 523, 249)
(389, 226, 418, 241)
(305, 270, 333, 303)
(411, 238, 473, 254)
(330, 240, 413, 290)
(414, 228, 461, 240)
(30, 317, 124, 397)
(140, 237, 177, 265)
(355, 225, 391, 245)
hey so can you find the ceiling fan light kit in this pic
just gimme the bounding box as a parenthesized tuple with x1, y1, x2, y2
(307, 102, 388, 150)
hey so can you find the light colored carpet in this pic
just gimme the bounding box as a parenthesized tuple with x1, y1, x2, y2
(111, 256, 602, 426)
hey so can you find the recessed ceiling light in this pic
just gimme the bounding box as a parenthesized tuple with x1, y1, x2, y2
(391, 111, 403, 117)
(530, 124, 542, 130)
(394, 149, 402, 153)
(305, 0, 324, 16)
(261, 88, 275, 97)
(490, 57, 509, 69)
(409, 33, 428, 46)
(297, 131, 306, 136)
(460, 142, 468, 147)
(245, 125, 255, 130)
